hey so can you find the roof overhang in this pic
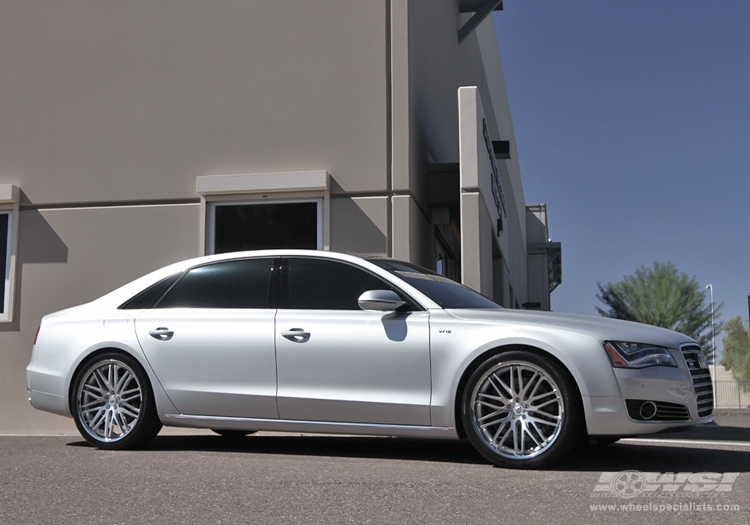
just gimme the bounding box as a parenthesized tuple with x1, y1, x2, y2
(458, 0, 504, 12)
(458, 0, 503, 44)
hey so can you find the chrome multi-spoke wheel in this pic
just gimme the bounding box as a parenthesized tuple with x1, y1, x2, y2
(462, 351, 582, 469)
(77, 360, 142, 442)
(72, 353, 162, 449)
(472, 361, 563, 458)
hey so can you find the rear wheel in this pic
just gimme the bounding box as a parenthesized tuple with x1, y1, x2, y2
(71, 352, 162, 449)
(461, 350, 583, 469)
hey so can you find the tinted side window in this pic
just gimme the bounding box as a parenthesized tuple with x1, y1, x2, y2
(156, 259, 273, 309)
(119, 274, 182, 310)
(369, 259, 500, 309)
(281, 258, 398, 310)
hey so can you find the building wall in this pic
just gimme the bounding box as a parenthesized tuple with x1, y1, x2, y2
(0, 0, 554, 432)
(1, 0, 394, 432)
(1, 1, 391, 201)
(403, 4, 530, 304)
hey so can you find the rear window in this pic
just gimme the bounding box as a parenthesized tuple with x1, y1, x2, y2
(120, 258, 274, 309)
(119, 274, 182, 310)
(156, 259, 274, 309)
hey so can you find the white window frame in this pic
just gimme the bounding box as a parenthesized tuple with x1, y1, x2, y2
(195, 171, 330, 256)
(0, 185, 20, 323)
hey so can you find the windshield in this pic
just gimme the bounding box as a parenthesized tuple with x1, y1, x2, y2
(367, 259, 501, 309)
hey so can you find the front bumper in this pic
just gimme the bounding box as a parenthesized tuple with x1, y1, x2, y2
(584, 395, 713, 436)
(584, 358, 714, 436)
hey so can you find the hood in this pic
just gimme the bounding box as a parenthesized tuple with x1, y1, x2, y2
(445, 308, 697, 349)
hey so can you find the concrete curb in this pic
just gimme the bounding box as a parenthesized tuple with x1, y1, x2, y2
(713, 408, 750, 428)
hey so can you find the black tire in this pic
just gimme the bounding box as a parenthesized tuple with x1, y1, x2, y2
(71, 352, 162, 450)
(211, 429, 256, 438)
(461, 350, 583, 469)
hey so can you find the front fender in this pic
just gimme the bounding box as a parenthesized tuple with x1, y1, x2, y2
(427, 311, 620, 428)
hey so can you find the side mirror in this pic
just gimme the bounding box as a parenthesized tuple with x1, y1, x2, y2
(358, 290, 405, 312)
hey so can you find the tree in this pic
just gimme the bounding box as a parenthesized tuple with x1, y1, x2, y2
(721, 316, 750, 387)
(596, 262, 721, 361)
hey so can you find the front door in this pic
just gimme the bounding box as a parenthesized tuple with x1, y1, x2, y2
(274, 257, 432, 426)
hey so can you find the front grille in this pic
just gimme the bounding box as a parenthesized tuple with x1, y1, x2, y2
(654, 401, 691, 420)
(681, 344, 714, 418)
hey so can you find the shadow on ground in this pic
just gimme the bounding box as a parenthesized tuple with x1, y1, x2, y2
(68, 434, 488, 464)
(64, 423, 750, 472)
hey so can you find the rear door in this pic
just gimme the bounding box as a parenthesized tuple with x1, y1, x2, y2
(135, 258, 278, 418)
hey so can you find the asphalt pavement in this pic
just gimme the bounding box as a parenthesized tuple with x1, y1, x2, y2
(1, 414, 748, 525)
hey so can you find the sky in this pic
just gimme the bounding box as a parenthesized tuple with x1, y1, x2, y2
(492, 1, 750, 354)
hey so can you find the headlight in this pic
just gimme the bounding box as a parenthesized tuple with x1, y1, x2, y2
(604, 341, 678, 369)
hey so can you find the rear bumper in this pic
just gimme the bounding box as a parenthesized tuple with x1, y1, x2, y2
(27, 388, 70, 418)
(26, 367, 71, 418)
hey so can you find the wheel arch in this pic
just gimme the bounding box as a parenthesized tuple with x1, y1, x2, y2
(452, 343, 585, 439)
(66, 342, 178, 420)
(67, 346, 151, 412)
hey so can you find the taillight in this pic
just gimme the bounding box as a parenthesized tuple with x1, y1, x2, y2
(33, 326, 40, 345)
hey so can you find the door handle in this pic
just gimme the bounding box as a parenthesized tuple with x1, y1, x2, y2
(282, 328, 310, 341)
(149, 327, 174, 341)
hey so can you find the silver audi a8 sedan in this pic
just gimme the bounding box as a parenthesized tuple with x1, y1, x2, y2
(26, 250, 714, 468)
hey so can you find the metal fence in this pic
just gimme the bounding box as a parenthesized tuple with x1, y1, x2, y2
(714, 380, 750, 408)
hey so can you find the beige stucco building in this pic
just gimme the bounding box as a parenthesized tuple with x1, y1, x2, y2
(1, 0, 560, 433)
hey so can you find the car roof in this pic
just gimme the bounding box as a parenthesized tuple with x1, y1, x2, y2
(85, 250, 442, 311)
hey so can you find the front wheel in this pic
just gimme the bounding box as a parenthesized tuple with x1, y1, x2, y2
(71, 352, 162, 449)
(461, 350, 583, 469)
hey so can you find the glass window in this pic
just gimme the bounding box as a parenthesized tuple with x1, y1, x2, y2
(119, 274, 182, 310)
(0, 213, 8, 315)
(281, 258, 407, 310)
(435, 231, 459, 282)
(212, 201, 319, 253)
(156, 259, 274, 309)
(369, 259, 500, 309)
